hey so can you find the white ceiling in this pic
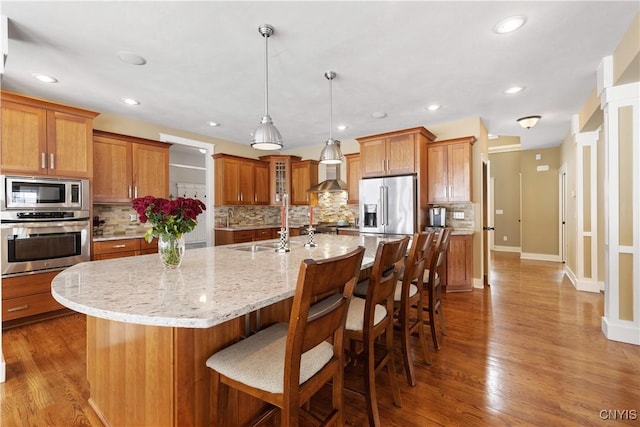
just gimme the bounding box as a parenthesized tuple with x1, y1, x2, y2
(1, 1, 637, 151)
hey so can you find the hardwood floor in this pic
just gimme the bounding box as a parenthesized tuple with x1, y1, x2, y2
(1, 252, 639, 426)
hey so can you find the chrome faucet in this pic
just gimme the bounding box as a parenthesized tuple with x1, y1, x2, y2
(226, 208, 233, 227)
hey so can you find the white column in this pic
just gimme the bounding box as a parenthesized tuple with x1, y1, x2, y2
(600, 55, 640, 345)
(574, 130, 600, 292)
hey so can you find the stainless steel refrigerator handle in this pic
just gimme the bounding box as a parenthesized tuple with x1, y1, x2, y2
(385, 186, 389, 225)
(379, 186, 385, 226)
(381, 186, 389, 226)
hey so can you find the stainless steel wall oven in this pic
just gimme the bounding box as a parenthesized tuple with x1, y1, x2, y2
(1, 175, 90, 277)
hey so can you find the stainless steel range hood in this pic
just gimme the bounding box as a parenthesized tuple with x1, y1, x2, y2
(308, 163, 348, 193)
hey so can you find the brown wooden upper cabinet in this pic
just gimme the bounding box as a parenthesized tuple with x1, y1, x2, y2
(259, 155, 301, 205)
(345, 153, 361, 204)
(290, 160, 318, 205)
(93, 130, 170, 203)
(214, 154, 269, 206)
(1, 91, 98, 178)
(357, 127, 436, 178)
(427, 136, 476, 203)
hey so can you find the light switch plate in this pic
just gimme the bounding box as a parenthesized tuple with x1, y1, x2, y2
(452, 211, 464, 219)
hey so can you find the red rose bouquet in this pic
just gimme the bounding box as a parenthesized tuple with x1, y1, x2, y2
(132, 196, 206, 242)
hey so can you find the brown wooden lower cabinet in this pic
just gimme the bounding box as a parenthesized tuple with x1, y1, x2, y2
(445, 234, 474, 292)
(2, 270, 67, 325)
(214, 227, 280, 245)
(337, 228, 360, 236)
(92, 238, 158, 260)
(86, 299, 292, 427)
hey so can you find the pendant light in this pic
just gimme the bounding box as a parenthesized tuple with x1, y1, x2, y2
(319, 71, 344, 164)
(250, 24, 283, 150)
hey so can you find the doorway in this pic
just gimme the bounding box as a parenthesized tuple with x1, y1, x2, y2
(482, 158, 493, 287)
(159, 133, 214, 248)
(559, 164, 567, 263)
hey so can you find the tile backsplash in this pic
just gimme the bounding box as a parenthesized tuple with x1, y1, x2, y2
(93, 205, 148, 236)
(214, 191, 359, 227)
(427, 203, 475, 230)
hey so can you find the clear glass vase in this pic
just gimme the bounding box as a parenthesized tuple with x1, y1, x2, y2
(158, 233, 185, 269)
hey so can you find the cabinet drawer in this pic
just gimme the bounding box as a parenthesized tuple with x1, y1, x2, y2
(140, 238, 158, 252)
(3, 292, 65, 322)
(94, 251, 138, 260)
(232, 230, 255, 243)
(253, 228, 274, 241)
(2, 270, 61, 300)
(94, 239, 140, 255)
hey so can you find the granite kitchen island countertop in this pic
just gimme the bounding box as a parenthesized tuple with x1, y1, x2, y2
(52, 234, 382, 328)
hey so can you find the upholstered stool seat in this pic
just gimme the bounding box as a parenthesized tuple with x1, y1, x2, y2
(206, 323, 333, 394)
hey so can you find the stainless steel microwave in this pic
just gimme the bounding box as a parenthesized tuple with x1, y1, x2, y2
(1, 175, 89, 212)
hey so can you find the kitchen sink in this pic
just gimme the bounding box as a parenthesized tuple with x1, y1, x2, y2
(230, 244, 271, 252)
(230, 240, 304, 252)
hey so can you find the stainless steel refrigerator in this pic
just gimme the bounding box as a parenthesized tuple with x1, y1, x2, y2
(359, 174, 417, 235)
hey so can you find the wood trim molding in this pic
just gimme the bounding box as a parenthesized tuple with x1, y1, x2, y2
(1, 90, 98, 118)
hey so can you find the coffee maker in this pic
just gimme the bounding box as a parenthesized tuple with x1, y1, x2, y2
(428, 207, 446, 227)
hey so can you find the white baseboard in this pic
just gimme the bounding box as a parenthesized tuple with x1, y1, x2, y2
(602, 317, 640, 345)
(565, 266, 577, 287)
(520, 252, 562, 262)
(473, 277, 484, 289)
(564, 266, 602, 293)
(493, 245, 521, 253)
(575, 279, 601, 293)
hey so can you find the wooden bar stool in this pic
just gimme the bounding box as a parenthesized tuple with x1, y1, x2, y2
(345, 236, 409, 427)
(423, 227, 450, 350)
(206, 246, 365, 427)
(393, 231, 435, 386)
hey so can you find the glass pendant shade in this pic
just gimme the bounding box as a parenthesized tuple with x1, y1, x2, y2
(251, 24, 283, 150)
(320, 138, 343, 164)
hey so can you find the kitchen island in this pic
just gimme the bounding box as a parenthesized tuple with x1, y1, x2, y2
(52, 234, 379, 427)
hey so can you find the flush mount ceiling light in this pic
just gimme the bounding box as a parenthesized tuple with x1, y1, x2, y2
(207, 121, 220, 127)
(121, 97, 140, 105)
(319, 71, 344, 165)
(426, 104, 440, 111)
(337, 124, 348, 131)
(504, 86, 525, 94)
(32, 73, 58, 83)
(517, 115, 541, 129)
(371, 111, 387, 119)
(494, 16, 526, 34)
(250, 24, 283, 150)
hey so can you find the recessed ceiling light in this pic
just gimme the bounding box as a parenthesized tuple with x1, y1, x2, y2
(207, 121, 220, 127)
(337, 125, 348, 131)
(32, 73, 58, 83)
(371, 112, 387, 119)
(504, 86, 525, 94)
(426, 104, 440, 111)
(117, 51, 147, 66)
(494, 16, 526, 34)
(121, 97, 140, 105)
